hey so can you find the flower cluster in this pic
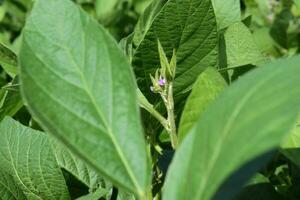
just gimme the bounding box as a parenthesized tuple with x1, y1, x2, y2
(150, 40, 176, 93)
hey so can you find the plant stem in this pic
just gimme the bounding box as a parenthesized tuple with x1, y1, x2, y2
(137, 85, 178, 149)
(138, 88, 169, 131)
(165, 81, 178, 149)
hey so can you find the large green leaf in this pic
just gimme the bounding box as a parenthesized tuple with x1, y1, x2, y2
(163, 56, 300, 200)
(0, 117, 69, 199)
(211, 0, 241, 30)
(133, 0, 218, 98)
(0, 171, 26, 200)
(51, 139, 106, 191)
(178, 67, 227, 143)
(19, 0, 150, 197)
(224, 22, 265, 69)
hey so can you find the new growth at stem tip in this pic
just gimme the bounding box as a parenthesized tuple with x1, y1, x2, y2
(149, 40, 178, 149)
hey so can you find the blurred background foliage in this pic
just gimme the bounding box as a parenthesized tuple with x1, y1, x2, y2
(242, 0, 300, 58)
(0, 0, 153, 49)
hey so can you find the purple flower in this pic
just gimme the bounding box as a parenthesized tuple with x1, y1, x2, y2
(158, 78, 166, 86)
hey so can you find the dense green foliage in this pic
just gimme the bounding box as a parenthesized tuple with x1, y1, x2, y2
(0, 0, 300, 200)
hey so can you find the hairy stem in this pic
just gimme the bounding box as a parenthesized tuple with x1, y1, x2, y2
(165, 82, 178, 149)
(137, 88, 169, 131)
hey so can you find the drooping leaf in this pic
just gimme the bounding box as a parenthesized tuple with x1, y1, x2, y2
(163, 56, 300, 200)
(225, 22, 265, 69)
(178, 67, 227, 143)
(19, 0, 150, 197)
(133, 0, 218, 99)
(0, 117, 70, 199)
(211, 0, 241, 30)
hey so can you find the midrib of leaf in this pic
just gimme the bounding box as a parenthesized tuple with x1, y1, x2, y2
(23, 16, 143, 195)
(22, 48, 142, 197)
(5, 133, 43, 200)
(194, 67, 282, 199)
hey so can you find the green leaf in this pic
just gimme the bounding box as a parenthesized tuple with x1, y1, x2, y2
(0, 43, 18, 77)
(0, 117, 69, 199)
(211, 0, 241, 30)
(51, 139, 106, 191)
(253, 28, 278, 57)
(0, 171, 26, 200)
(163, 56, 300, 200)
(281, 124, 300, 167)
(132, 0, 166, 47)
(133, 0, 218, 98)
(178, 67, 227, 143)
(282, 124, 300, 149)
(225, 22, 265, 69)
(19, 0, 150, 197)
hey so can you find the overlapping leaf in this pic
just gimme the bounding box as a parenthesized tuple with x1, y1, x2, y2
(178, 67, 227, 143)
(164, 56, 300, 200)
(0, 117, 69, 200)
(20, 0, 150, 197)
(225, 22, 265, 69)
(211, 0, 241, 30)
(133, 0, 218, 98)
